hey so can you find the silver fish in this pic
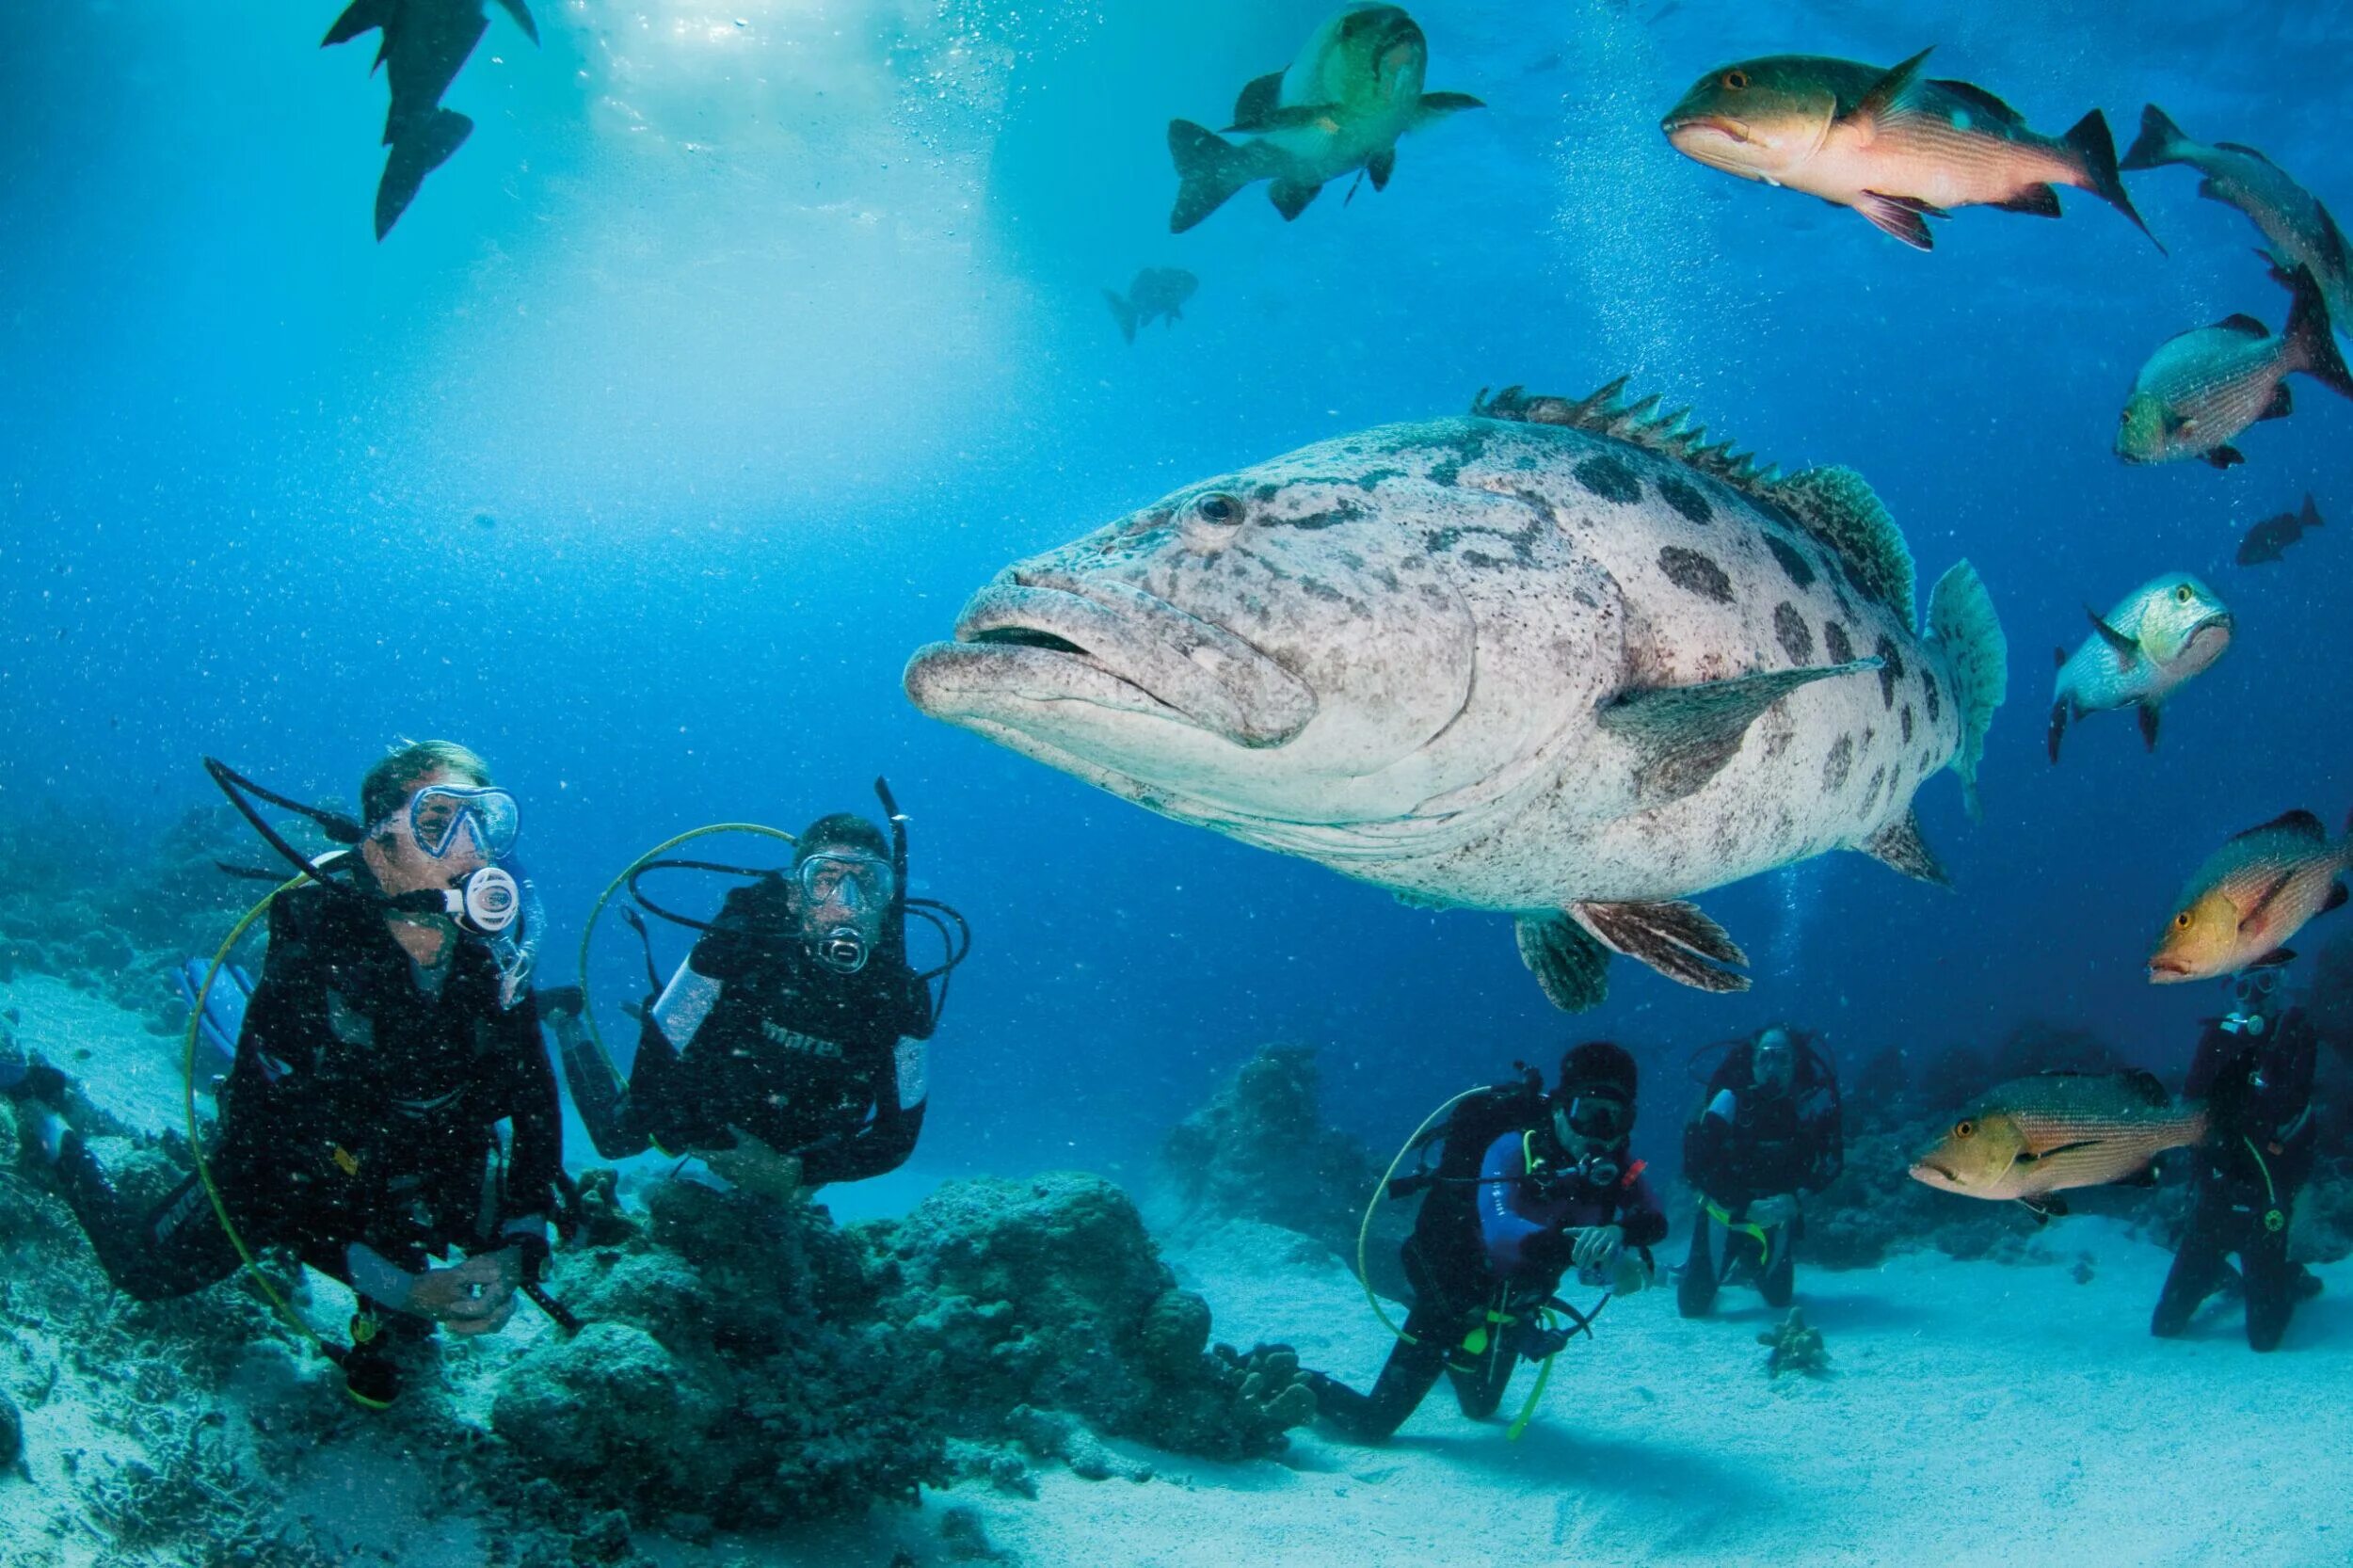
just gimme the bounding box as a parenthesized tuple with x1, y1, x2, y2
(2047, 574, 2232, 761)
(904, 382, 2009, 1011)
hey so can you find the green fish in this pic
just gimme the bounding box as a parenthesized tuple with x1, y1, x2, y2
(2116, 263, 2353, 469)
(2047, 574, 2232, 761)
(2150, 810, 2353, 984)
(1660, 47, 2157, 252)
(1167, 5, 1482, 233)
(2121, 106, 2353, 334)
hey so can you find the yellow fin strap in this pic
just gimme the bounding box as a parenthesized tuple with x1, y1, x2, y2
(1705, 1197, 1772, 1271)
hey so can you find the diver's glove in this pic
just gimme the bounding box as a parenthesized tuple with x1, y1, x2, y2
(1570, 1224, 1625, 1285)
(1609, 1253, 1652, 1297)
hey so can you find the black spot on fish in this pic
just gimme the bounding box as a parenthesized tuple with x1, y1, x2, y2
(1353, 468, 1404, 490)
(1874, 636, 1905, 709)
(1300, 578, 1347, 603)
(1657, 546, 1734, 603)
(1922, 670, 1942, 725)
(1428, 460, 1462, 487)
(1657, 476, 1712, 525)
(1252, 483, 1281, 502)
(1860, 764, 1886, 815)
(1823, 735, 1854, 792)
(1900, 704, 1915, 743)
(1463, 551, 1505, 570)
(1824, 620, 1854, 664)
(1764, 535, 1816, 589)
(1575, 455, 1642, 504)
(1573, 587, 1597, 608)
(1764, 728, 1794, 760)
(1773, 602, 1814, 665)
(1281, 501, 1365, 530)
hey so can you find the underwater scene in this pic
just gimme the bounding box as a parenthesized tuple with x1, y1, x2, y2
(4, 0, 2353, 1561)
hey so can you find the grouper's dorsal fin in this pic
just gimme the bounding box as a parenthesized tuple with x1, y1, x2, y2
(1471, 381, 1917, 618)
(1768, 466, 1917, 622)
(1471, 381, 1778, 488)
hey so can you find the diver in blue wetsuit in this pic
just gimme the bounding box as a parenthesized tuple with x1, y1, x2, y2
(1304, 1042, 1665, 1443)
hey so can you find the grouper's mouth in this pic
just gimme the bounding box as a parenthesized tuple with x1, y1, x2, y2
(903, 577, 1317, 751)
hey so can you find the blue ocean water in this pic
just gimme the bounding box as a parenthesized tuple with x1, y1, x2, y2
(3, 0, 2349, 1289)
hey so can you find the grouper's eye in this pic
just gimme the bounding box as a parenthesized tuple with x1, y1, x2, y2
(1190, 491, 1244, 527)
(1722, 70, 1749, 90)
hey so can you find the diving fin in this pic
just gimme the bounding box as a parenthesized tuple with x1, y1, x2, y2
(1597, 658, 1881, 807)
(1571, 899, 1750, 993)
(1514, 913, 1610, 1013)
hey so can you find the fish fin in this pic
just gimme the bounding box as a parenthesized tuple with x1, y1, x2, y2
(1771, 465, 1916, 616)
(375, 109, 472, 239)
(321, 0, 392, 45)
(2212, 313, 2270, 338)
(2046, 699, 2069, 763)
(2239, 871, 2297, 934)
(2120, 1067, 2171, 1108)
(2275, 260, 2353, 400)
(1268, 179, 1324, 221)
(2212, 139, 2279, 167)
(1243, 104, 1346, 132)
(2053, 645, 2069, 669)
(2114, 1163, 2162, 1189)
(2259, 380, 2295, 422)
(1993, 184, 2062, 217)
(1514, 914, 1611, 1013)
(2206, 444, 2245, 470)
(1926, 78, 2024, 127)
(2018, 1194, 2066, 1224)
(2120, 104, 2188, 171)
(2327, 883, 2349, 914)
(1596, 659, 1882, 807)
(491, 0, 539, 44)
(1844, 46, 1934, 123)
(1927, 561, 2009, 821)
(2061, 109, 2164, 252)
(1419, 91, 1485, 118)
(1229, 70, 1287, 132)
(1853, 191, 1942, 250)
(2231, 808, 2328, 844)
(1167, 120, 1273, 233)
(2304, 493, 2324, 529)
(1570, 901, 1750, 994)
(2260, 946, 2298, 967)
(1103, 289, 1139, 344)
(1860, 810, 1949, 886)
(1367, 148, 1397, 192)
(2137, 702, 2161, 752)
(2086, 607, 2139, 661)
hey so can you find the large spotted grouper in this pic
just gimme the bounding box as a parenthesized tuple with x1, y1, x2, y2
(903, 384, 2009, 1010)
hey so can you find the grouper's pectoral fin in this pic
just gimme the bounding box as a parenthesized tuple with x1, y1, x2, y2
(1572, 900, 1750, 994)
(1596, 657, 1881, 808)
(1515, 913, 1610, 1013)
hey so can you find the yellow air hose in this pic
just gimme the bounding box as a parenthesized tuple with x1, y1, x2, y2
(1354, 1088, 1482, 1344)
(572, 824, 797, 1064)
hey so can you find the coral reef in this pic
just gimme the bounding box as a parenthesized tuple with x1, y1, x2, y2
(864, 1171, 1317, 1464)
(1158, 1046, 1380, 1260)
(1758, 1307, 1829, 1378)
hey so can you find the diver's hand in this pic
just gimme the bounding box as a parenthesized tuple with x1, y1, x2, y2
(1570, 1224, 1624, 1275)
(407, 1250, 521, 1337)
(1748, 1193, 1799, 1229)
(701, 1127, 805, 1204)
(1609, 1253, 1652, 1297)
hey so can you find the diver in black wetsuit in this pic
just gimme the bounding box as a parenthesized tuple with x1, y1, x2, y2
(2152, 964, 2323, 1352)
(1678, 1024, 1843, 1318)
(5, 743, 565, 1406)
(1304, 1042, 1666, 1444)
(551, 810, 941, 1199)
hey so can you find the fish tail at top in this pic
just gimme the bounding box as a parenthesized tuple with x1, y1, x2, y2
(1927, 561, 2008, 821)
(2278, 261, 2353, 400)
(2064, 109, 2165, 253)
(2119, 103, 2190, 172)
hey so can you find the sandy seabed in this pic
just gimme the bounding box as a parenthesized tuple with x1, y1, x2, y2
(3, 968, 2346, 1568)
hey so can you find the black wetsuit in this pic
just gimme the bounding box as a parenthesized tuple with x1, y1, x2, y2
(583, 875, 934, 1185)
(2152, 1009, 2318, 1352)
(1679, 1043, 1841, 1316)
(1311, 1089, 1667, 1442)
(48, 881, 563, 1313)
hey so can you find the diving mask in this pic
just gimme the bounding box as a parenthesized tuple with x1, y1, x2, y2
(795, 851, 895, 915)
(388, 785, 520, 862)
(2222, 966, 2284, 1036)
(1555, 1093, 1631, 1144)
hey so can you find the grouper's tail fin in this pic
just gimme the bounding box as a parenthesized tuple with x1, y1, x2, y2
(1103, 287, 1139, 344)
(1168, 120, 1270, 233)
(2120, 104, 2191, 171)
(2063, 109, 2164, 253)
(1927, 559, 2007, 822)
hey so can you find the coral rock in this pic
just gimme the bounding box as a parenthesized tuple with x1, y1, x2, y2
(1758, 1307, 1831, 1378)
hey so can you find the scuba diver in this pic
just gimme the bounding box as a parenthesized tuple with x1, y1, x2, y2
(4, 743, 564, 1406)
(1678, 1023, 1843, 1318)
(2152, 962, 2324, 1352)
(1303, 1042, 1664, 1444)
(549, 787, 963, 1202)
